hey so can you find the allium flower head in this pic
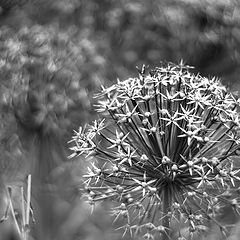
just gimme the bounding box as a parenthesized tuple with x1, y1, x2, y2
(70, 63, 240, 239)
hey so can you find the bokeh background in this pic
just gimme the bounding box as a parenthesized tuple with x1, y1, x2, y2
(0, 0, 240, 239)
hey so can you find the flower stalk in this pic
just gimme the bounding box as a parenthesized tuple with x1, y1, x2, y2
(162, 188, 171, 240)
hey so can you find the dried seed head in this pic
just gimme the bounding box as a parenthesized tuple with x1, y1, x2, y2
(71, 63, 240, 239)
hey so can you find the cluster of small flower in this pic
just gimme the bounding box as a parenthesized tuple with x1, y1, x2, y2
(70, 62, 240, 239)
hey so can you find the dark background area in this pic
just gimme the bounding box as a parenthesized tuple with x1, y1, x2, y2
(0, 0, 240, 239)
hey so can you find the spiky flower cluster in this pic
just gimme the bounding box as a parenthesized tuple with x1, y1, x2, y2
(70, 63, 240, 240)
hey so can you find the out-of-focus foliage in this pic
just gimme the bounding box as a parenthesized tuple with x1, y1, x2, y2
(0, 23, 106, 138)
(36, 0, 240, 84)
(0, 0, 240, 240)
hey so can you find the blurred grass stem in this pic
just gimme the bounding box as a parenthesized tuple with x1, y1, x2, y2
(7, 187, 22, 238)
(7, 175, 32, 240)
(26, 174, 31, 227)
(21, 187, 26, 239)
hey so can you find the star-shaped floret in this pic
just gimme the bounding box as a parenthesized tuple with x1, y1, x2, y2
(118, 146, 137, 166)
(187, 90, 212, 110)
(159, 90, 182, 102)
(132, 172, 157, 196)
(178, 127, 202, 145)
(107, 130, 129, 149)
(116, 104, 138, 123)
(160, 110, 184, 126)
(88, 119, 105, 135)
